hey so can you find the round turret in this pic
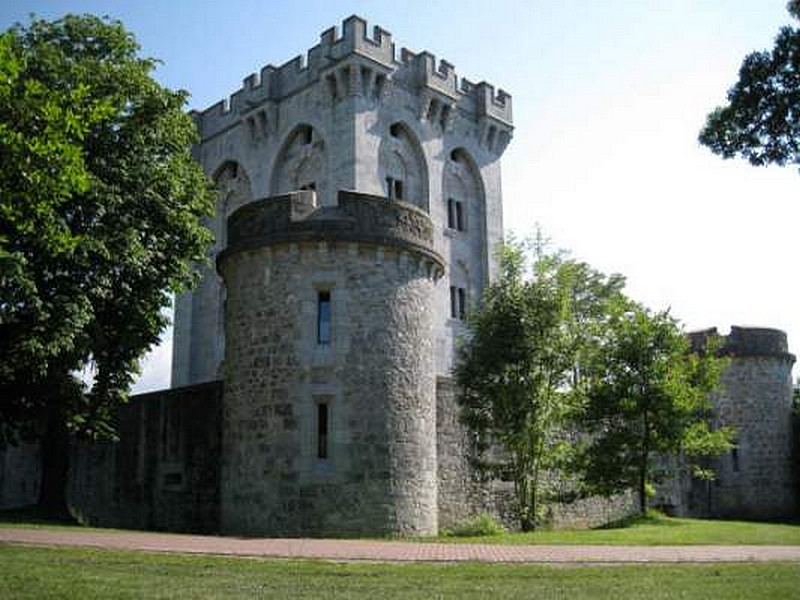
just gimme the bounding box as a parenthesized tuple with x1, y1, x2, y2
(217, 190, 444, 536)
(707, 326, 796, 518)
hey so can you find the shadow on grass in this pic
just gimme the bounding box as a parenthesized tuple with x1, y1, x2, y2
(597, 509, 800, 531)
(596, 510, 682, 530)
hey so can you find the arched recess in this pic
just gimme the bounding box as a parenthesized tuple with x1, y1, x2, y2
(208, 160, 252, 379)
(213, 160, 253, 251)
(378, 122, 429, 211)
(270, 124, 328, 203)
(443, 148, 485, 234)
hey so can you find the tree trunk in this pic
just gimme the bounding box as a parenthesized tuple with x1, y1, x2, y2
(639, 412, 650, 516)
(38, 407, 72, 520)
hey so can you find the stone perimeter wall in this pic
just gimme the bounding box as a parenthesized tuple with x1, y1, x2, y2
(67, 382, 222, 533)
(0, 441, 40, 510)
(435, 376, 639, 531)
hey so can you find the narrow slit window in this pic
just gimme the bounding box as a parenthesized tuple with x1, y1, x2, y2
(317, 290, 331, 345)
(455, 201, 464, 231)
(317, 402, 329, 459)
(447, 198, 456, 229)
(450, 286, 466, 320)
(732, 447, 740, 472)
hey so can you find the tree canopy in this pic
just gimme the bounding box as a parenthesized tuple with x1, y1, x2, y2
(699, 2, 800, 167)
(456, 238, 733, 526)
(455, 239, 625, 529)
(578, 304, 733, 515)
(0, 15, 213, 509)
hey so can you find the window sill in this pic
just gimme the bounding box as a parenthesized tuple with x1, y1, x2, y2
(443, 227, 467, 238)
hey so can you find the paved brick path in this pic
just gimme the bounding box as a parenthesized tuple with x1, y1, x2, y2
(1, 527, 799, 563)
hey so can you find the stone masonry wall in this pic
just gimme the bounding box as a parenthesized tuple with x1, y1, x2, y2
(0, 441, 40, 510)
(436, 376, 639, 530)
(705, 352, 796, 518)
(436, 377, 483, 528)
(220, 240, 439, 536)
(68, 382, 222, 533)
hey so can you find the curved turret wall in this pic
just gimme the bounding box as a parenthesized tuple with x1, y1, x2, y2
(710, 327, 796, 518)
(217, 190, 444, 536)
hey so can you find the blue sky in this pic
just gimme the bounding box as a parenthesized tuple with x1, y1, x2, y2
(3, 1, 799, 389)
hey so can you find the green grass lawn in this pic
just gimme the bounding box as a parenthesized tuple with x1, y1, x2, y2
(0, 545, 798, 600)
(432, 511, 800, 546)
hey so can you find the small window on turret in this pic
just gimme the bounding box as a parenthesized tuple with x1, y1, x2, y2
(390, 123, 401, 138)
(317, 290, 331, 345)
(732, 447, 740, 472)
(317, 402, 329, 460)
(300, 125, 313, 145)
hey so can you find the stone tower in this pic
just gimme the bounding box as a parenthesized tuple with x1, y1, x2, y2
(707, 327, 796, 518)
(171, 16, 513, 535)
(674, 327, 797, 519)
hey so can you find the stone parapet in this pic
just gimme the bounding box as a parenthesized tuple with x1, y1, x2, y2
(219, 190, 445, 272)
(689, 326, 796, 362)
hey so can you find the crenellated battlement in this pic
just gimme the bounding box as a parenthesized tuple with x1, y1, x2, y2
(195, 15, 512, 143)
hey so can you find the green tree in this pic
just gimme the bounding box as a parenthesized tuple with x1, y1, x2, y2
(699, 2, 800, 166)
(455, 239, 624, 530)
(579, 304, 734, 515)
(0, 15, 213, 515)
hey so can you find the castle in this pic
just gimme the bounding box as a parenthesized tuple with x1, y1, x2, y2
(0, 17, 796, 534)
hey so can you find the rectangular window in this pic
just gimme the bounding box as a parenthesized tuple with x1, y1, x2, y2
(732, 447, 740, 472)
(386, 177, 404, 200)
(450, 286, 466, 320)
(317, 290, 331, 345)
(447, 199, 465, 231)
(447, 198, 455, 228)
(317, 402, 329, 459)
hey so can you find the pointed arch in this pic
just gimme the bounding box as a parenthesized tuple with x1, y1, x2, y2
(270, 123, 328, 203)
(212, 160, 252, 251)
(379, 121, 429, 211)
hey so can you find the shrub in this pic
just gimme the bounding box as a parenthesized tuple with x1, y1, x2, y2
(443, 513, 506, 537)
